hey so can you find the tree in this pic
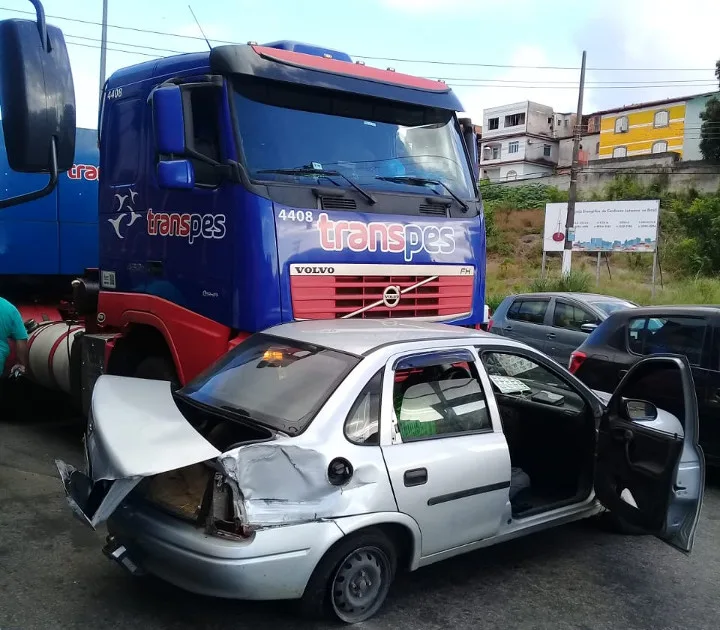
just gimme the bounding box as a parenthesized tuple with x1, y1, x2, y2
(699, 60, 720, 162)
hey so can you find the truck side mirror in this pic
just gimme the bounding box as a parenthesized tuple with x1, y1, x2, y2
(459, 117, 479, 182)
(0, 5, 76, 209)
(152, 85, 186, 155)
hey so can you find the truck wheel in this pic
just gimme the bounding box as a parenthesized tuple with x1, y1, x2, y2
(299, 528, 397, 624)
(132, 356, 180, 391)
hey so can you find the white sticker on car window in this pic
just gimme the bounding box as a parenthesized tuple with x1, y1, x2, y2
(494, 355, 536, 377)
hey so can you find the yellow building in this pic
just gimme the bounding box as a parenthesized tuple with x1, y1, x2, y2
(598, 97, 686, 159)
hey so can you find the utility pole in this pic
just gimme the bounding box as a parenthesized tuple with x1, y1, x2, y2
(98, 0, 109, 97)
(561, 50, 587, 276)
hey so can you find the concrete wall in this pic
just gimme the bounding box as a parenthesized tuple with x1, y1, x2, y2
(492, 158, 720, 195)
(554, 112, 575, 139)
(558, 133, 600, 167)
(483, 102, 529, 139)
(527, 101, 555, 136)
(684, 92, 720, 161)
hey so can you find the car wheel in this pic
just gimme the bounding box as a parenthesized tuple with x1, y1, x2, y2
(300, 528, 397, 624)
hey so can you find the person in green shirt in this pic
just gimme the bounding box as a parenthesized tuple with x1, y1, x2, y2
(0, 297, 28, 378)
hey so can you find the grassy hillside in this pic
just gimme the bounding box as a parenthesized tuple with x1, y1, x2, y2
(481, 177, 720, 310)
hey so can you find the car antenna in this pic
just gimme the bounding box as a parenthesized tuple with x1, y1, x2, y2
(188, 5, 212, 51)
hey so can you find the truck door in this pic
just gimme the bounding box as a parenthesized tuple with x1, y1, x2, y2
(379, 348, 511, 557)
(594, 355, 705, 552)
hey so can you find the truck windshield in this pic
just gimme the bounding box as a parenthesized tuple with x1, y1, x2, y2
(232, 77, 476, 199)
(178, 333, 360, 435)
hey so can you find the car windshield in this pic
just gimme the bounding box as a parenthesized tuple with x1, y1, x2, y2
(590, 299, 637, 316)
(179, 334, 360, 434)
(232, 77, 476, 199)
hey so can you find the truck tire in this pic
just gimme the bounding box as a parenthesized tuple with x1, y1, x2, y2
(299, 528, 397, 624)
(132, 355, 180, 391)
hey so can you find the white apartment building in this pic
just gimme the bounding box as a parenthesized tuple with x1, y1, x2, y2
(479, 101, 560, 182)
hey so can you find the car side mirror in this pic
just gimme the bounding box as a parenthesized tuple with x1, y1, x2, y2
(580, 323, 598, 333)
(623, 399, 658, 422)
(0, 5, 76, 209)
(157, 160, 195, 189)
(152, 85, 186, 155)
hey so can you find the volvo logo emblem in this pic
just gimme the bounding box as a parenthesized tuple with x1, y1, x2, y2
(382, 285, 401, 308)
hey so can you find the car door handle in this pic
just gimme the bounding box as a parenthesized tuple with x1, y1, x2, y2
(546, 332, 556, 339)
(505, 325, 513, 331)
(404, 468, 428, 487)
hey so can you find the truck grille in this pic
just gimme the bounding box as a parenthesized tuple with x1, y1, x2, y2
(290, 264, 474, 321)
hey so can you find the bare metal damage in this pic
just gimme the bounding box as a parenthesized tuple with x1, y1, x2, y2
(56, 375, 388, 533)
(218, 442, 384, 528)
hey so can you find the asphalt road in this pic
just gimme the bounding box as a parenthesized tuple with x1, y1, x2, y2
(1, 382, 720, 630)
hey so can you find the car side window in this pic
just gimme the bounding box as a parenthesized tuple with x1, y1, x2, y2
(507, 299, 521, 320)
(392, 360, 491, 442)
(509, 299, 548, 324)
(482, 352, 573, 395)
(344, 370, 383, 445)
(553, 301, 599, 331)
(627, 316, 707, 366)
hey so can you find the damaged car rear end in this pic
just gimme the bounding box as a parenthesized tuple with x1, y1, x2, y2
(56, 332, 401, 621)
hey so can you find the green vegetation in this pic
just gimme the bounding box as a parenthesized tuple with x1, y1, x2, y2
(480, 175, 720, 307)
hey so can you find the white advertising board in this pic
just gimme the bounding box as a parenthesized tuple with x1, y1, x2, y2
(543, 199, 660, 253)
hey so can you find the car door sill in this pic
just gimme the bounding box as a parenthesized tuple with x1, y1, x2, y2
(415, 497, 602, 569)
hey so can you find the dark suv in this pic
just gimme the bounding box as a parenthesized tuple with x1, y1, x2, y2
(571, 305, 720, 464)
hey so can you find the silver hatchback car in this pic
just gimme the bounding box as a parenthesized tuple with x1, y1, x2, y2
(57, 320, 704, 624)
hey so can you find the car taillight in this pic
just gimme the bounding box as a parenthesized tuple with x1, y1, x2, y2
(568, 350, 587, 374)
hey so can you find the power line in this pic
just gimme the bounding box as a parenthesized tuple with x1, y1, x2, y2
(0, 5, 716, 74)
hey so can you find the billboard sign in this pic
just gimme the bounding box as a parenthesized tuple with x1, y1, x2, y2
(543, 199, 660, 253)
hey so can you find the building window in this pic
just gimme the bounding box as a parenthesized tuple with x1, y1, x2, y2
(543, 144, 552, 157)
(548, 117, 553, 124)
(505, 113, 525, 127)
(612, 146, 627, 158)
(488, 117, 499, 130)
(508, 141, 519, 154)
(506, 170, 518, 180)
(557, 118, 562, 126)
(614, 116, 629, 133)
(652, 140, 668, 153)
(654, 110, 669, 128)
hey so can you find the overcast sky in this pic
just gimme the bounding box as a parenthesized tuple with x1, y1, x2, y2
(2, 0, 718, 128)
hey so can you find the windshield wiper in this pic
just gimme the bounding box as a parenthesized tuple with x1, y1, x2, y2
(375, 175, 469, 212)
(258, 167, 376, 205)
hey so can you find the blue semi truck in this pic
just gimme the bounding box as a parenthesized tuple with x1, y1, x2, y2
(0, 126, 98, 310)
(0, 5, 485, 410)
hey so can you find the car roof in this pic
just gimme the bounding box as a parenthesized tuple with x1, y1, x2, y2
(264, 319, 505, 356)
(609, 305, 720, 317)
(507, 292, 632, 302)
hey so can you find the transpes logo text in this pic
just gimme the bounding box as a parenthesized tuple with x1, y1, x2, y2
(317, 212, 455, 262)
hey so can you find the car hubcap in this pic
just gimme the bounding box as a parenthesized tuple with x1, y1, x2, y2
(331, 546, 390, 623)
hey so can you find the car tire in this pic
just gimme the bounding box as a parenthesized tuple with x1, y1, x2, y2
(299, 528, 397, 624)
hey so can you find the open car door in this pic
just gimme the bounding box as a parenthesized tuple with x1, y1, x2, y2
(594, 355, 705, 553)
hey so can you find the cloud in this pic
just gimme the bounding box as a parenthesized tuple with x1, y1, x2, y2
(454, 46, 581, 124)
(380, 0, 472, 12)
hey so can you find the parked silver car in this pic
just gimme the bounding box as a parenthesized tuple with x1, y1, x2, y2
(57, 320, 704, 624)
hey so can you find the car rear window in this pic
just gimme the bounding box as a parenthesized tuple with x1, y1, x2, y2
(589, 300, 636, 316)
(627, 315, 707, 366)
(180, 334, 360, 435)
